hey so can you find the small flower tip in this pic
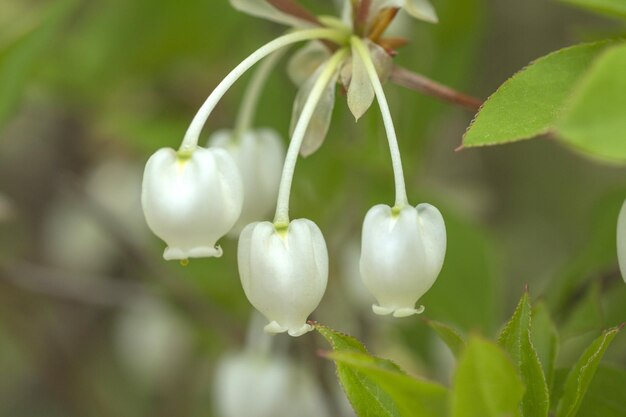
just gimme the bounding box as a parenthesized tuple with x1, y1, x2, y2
(163, 245, 223, 261)
(372, 304, 425, 317)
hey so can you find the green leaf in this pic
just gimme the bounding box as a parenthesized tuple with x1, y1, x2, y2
(577, 366, 626, 417)
(531, 302, 560, 390)
(555, 43, 626, 162)
(326, 351, 449, 417)
(451, 337, 525, 417)
(314, 323, 448, 417)
(314, 322, 367, 353)
(425, 319, 466, 358)
(463, 41, 611, 148)
(0, 0, 77, 130)
(556, 326, 622, 417)
(559, 0, 626, 20)
(498, 291, 550, 417)
(420, 212, 499, 332)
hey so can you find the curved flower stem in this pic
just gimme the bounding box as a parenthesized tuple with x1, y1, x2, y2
(179, 28, 348, 153)
(351, 36, 408, 209)
(273, 48, 349, 226)
(233, 49, 286, 141)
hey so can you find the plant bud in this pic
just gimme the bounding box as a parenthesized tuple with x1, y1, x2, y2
(209, 129, 285, 236)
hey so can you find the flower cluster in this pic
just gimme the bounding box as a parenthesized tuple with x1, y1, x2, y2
(141, 0, 447, 336)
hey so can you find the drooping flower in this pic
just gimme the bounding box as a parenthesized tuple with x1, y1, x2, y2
(142, 147, 243, 260)
(618, 199, 626, 283)
(209, 128, 285, 236)
(360, 203, 446, 317)
(114, 296, 191, 384)
(214, 331, 330, 417)
(44, 158, 147, 272)
(238, 220, 329, 336)
(0, 192, 15, 223)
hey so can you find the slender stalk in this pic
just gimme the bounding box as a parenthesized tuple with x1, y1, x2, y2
(179, 28, 347, 153)
(233, 49, 286, 140)
(273, 48, 349, 225)
(390, 66, 483, 112)
(351, 36, 408, 209)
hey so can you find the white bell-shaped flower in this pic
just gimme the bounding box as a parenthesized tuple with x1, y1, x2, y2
(208, 128, 285, 236)
(238, 219, 329, 336)
(214, 351, 331, 417)
(618, 199, 626, 283)
(142, 147, 243, 260)
(360, 203, 446, 317)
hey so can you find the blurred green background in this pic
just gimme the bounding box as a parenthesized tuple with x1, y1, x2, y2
(0, 0, 625, 416)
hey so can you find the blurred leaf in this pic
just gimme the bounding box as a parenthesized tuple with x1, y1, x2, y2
(576, 366, 626, 417)
(315, 323, 448, 417)
(451, 337, 525, 417)
(425, 319, 466, 358)
(463, 41, 611, 148)
(555, 43, 626, 162)
(0, 0, 76, 130)
(561, 282, 604, 338)
(498, 291, 550, 417)
(555, 326, 621, 417)
(326, 351, 449, 417)
(393, 0, 484, 155)
(420, 211, 499, 332)
(559, 0, 626, 20)
(532, 302, 560, 390)
(545, 192, 623, 313)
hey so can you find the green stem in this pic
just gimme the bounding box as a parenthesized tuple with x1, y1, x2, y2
(179, 28, 348, 153)
(233, 49, 286, 141)
(351, 36, 408, 209)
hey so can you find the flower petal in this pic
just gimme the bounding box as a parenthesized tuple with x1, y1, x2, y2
(348, 41, 375, 121)
(369, 40, 393, 82)
(287, 41, 330, 86)
(229, 0, 312, 27)
(346, 40, 391, 121)
(290, 63, 339, 157)
(370, 0, 404, 19)
(370, 0, 438, 25)
(403, 0, 438, 23)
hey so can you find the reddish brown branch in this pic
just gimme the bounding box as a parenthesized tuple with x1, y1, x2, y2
(390, 66, 483, 112)
(267, 0, 321, 25)
(355, 0, 372, 35)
